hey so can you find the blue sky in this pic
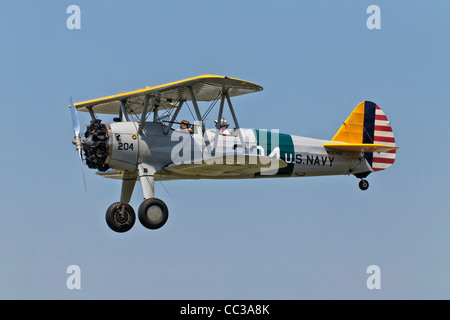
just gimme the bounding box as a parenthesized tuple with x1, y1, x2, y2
(0, 0, 449, 299)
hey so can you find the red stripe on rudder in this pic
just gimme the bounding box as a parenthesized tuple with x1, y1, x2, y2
(374, 136, 396, 143)
(375, 114, 388, 121)
(374, 125, 393, 132)
(373, 157, 395, 164)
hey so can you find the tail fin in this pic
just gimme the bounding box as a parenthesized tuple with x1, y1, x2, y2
(332, 101, 397, 172)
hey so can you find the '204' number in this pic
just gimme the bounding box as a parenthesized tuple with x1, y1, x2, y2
(118, 142, 134, 151)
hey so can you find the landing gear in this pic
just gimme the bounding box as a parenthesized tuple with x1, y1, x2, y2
(104, 164, 169, 232)
(105, 202, 136, 233)
(138, 198, 169, 230)
(105, 199, 169, 232)
(136, 163, 169, 230)
(359, 179, 369, 191)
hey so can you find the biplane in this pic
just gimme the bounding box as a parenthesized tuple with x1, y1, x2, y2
(70, 75, 398, 232)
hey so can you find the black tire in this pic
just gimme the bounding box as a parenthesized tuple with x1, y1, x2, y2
(138, 198, 169, 230)
(359, 179, 369, 191)
(105, 202, 136, 233)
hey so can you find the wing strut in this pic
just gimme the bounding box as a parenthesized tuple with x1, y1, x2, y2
(164, 100, 184, 134)
(225, 91, 247, 153)
(187, 86, 203, 122)
(153, 94, 160, 122)
(120, 100, 129, 121)
(87, 107, 96, 120)
(210, 91, 247, 155)
(212, 93, 226, 155)
(187, 86, 208, 135)
(188, 86, 213, 149)
(138, 95, 151, 134)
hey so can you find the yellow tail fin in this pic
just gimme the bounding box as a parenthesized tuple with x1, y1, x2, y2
(331, 101, 397, 172)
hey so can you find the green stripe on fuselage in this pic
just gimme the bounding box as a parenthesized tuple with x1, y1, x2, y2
(254, 129, 294, 176)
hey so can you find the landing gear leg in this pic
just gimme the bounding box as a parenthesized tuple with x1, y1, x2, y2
(105, 172, 137, 233)
(138, 163, 169, 230)
(359, 179, 369, 191)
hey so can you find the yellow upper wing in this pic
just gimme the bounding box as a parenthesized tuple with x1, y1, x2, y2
(74, 75, 263, 115)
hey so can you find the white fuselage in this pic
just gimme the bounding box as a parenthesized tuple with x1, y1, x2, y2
(104, 122, 372, 180)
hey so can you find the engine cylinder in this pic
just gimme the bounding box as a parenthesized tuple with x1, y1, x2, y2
(83, 119, 110, 171)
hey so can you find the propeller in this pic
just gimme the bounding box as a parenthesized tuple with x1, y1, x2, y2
(70, 97, 87, 191)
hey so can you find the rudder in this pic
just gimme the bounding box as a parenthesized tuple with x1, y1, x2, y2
(332, 101, 397, 172)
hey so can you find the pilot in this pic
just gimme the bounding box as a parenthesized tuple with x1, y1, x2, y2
(215, 117, 231, 135)
(180, 119, 193, 134)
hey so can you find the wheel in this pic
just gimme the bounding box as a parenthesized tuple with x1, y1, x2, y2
(105, 202, 136, 233)
(359, 179, 369, 191)
(138, 198, 169, 230)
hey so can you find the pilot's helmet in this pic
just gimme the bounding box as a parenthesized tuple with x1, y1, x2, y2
(214, 117, 229, 127)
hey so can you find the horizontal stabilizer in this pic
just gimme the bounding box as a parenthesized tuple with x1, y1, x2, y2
(324, 143, 398, 153)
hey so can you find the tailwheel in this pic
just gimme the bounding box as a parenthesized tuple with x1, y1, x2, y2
(138, 198, 169, 230)
(105, 202, 136, 233)
(359, 179, 369, 191)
